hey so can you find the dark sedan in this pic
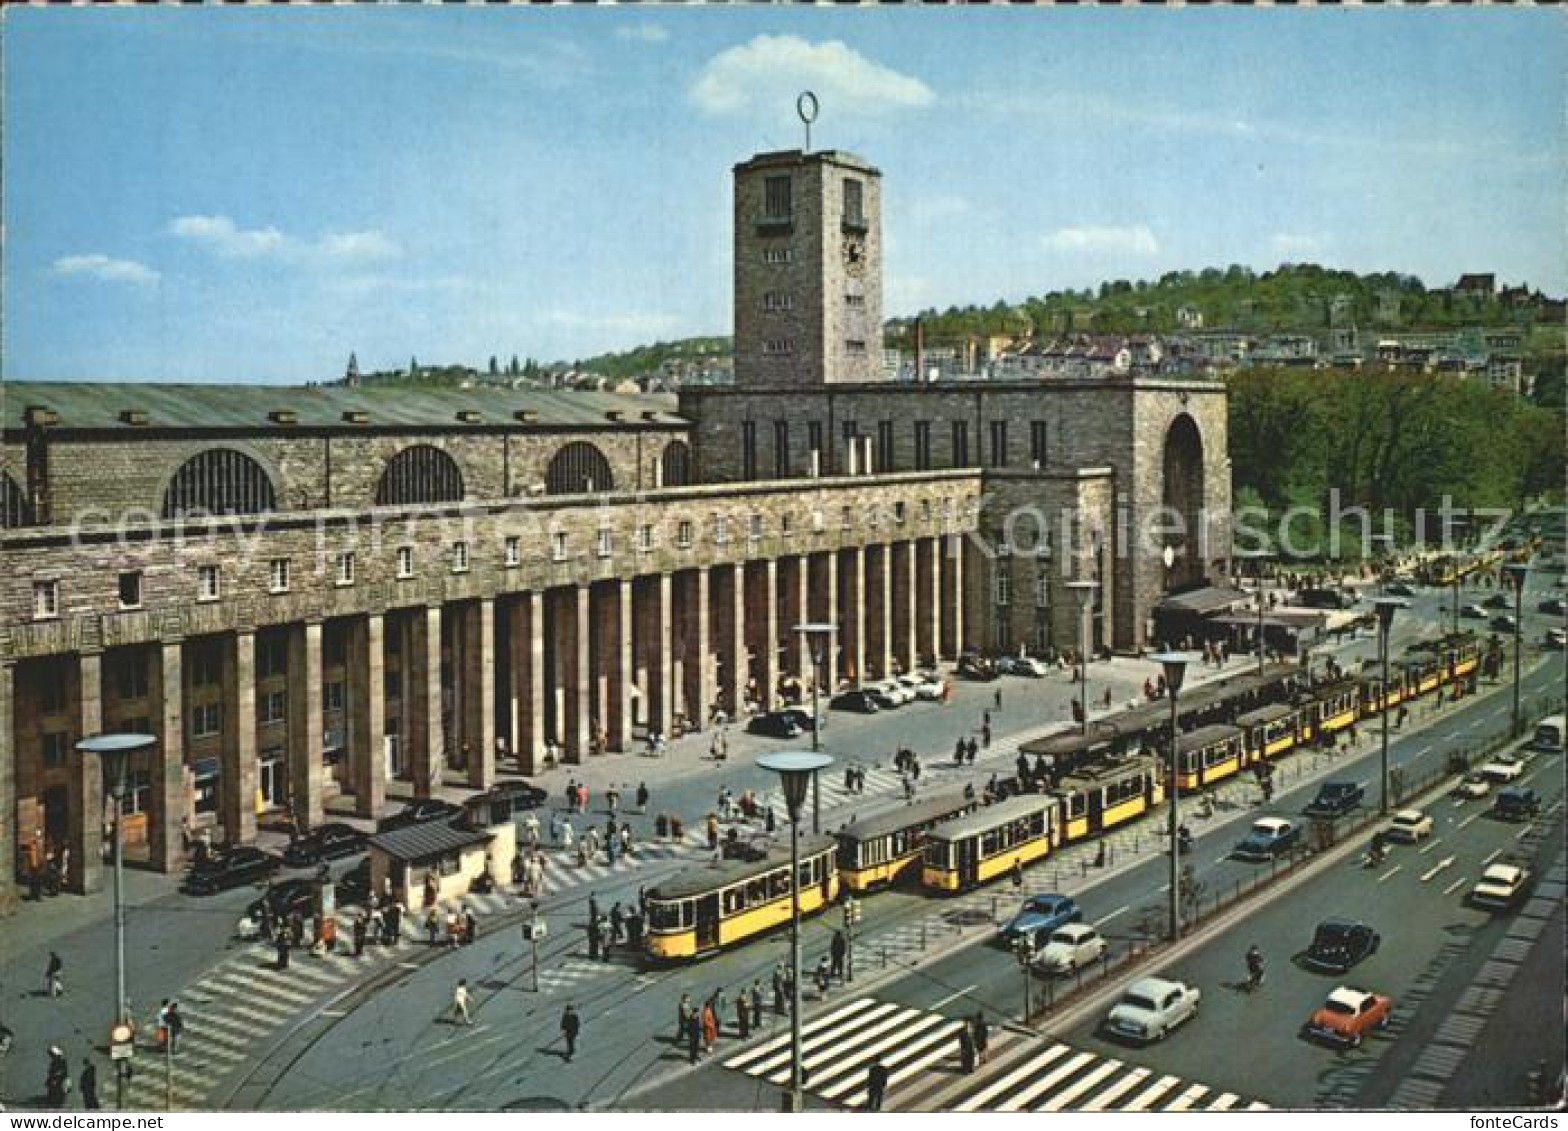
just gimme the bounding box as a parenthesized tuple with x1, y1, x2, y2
(748, 711, 806, 739)
(281, 822, 368, 868)
(246, 876, 317, 923)
(180, 846, 280, 895)
(1385, 582, 1419, 597)
(1302, 919, 1381, 974)
(378, 798, 462, 832)
(830, 689, 881, 713)
(1483, 593, 1511, 610)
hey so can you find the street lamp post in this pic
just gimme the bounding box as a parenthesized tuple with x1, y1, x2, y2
(1504, 562, 1529, 735)
(78, 733, 156, 1111)
(1369, 533, 1395, 596)
(1149, 653, 1193, 941)
(842, 897, 861, 983)
(793, 622, 836, 835)
(1371, 599, 1407, 815)
(1065, 581, 1099, 734)
(1236, 549, 1272, 676)
(757, 750, 834, 1113)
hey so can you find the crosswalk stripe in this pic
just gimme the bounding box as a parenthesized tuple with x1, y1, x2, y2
(747, 1002, 903, 1078)
(1125, 1073, 1182, 1112)
(203, 974, 316, 1007)
(1163, 1083, 1210, 1111)
(776, 1009, 948, 1090)
(1079, 1065, 1150, 1111)
(999, 1051, 1095, 1112)
(223, 1000, 296, 1026)
(782, 1007, 939, 1081)
(1207, 1092, 1240, 1111)
(723, 998, 881, 1072)
(832, 1020, 964, 1107)
(1039, 1058, 1123, 1112)
(955, 1044, 1073, 1112)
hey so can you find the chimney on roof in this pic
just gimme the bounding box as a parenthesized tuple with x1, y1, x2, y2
(606, 410, 626, 422)
(457, 410, 482, 424)
(119, 410, 148, 427)
(269, 410, 298, 426)
(342, 410, 369, 425)
(514, 409, 539, 424)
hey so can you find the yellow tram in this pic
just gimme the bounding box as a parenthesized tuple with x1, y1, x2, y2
(1173, 723, 1247, 790)
(836, 792, 977, 893)
(1052, 754, 1163, 842)
(1235, 703, 1301, 764)
(921, 794, 1062, 894)
(643, 835, 838, 961)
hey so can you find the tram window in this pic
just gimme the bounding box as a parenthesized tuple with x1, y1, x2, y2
(649, 902, 683, 931)
(1028, 811, 1045, 836)
(723, 888, 744, 915)
(747, 878, 766, 906)
(1066, 793, 1086, 819)
(770, 871, 791, 898)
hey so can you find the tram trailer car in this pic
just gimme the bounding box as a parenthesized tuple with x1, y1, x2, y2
(836, 792, 978, 893)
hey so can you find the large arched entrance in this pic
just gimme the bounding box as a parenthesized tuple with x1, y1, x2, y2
(1161, 414, 1205, 590)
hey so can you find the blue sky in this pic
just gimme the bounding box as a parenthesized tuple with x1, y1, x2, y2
(5, 9, 1564, 384)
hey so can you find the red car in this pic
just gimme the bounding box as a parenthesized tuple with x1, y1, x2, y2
(1303, 986, 1392, 1048)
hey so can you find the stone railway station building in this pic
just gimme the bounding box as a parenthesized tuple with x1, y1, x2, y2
(0, 145, 1230, 907)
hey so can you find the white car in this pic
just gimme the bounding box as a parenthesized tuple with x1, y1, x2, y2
(1452, 772, 1491, 800)
(1469, 863, 1532, 910)
(1386, 809, 1433, 843)
(1104, 977, 1201, 1043)
(1002, 656, 1050, 678)
(1033, 923, 1108, 974)
(871, 679, 916, 706)
(1478, 753, 1526, 783)
(908, 672, 946, 701)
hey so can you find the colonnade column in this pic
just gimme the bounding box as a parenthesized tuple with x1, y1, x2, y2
(785, 556, 811, 686)
(916, 538, 938, 666)
(149, 642, 186, 871)
(864, 546, 889, 680)
(683, 569, 713, 731)
(70, 651, 104, 894)
(287, 621, 325, 830)
(0, 663, 14, 910)
(224, 630, 259, 841)
(841, 547, 865, 684)
(465, 599, 496, 787)
(812, 552, 839, 689)
(717, 564, 746, 719)
(751, 559, 779, 711)
(604, 580, 634, 753)
(560, 585, 591, 763)
(351, 614, 387, 819)
(410, 606, 442, 798)
(948, 534, 966, 657)
(510, 592, 545, 775)
(894, 540, 917, 674)
(642, 573, 674, 739)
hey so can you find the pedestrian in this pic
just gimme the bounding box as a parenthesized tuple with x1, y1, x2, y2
(1011, 859, 1023, 889)
(701, 998, 718, 1053)
(587, 916, 601, 962)
(830, 929, 847, 980)
(772, 964, 786, 1014)
(425, 908, 440, 947)
(636, 782, 649, 814)
(736, 990, 750, 1039)
(447, 909, 462, 948)
(352, 910, 367, 956)
(686, 1008, 703, 1064)
(275, 932, 291, 971)
(165, 1001, 184, 1053)
(994, 687, 1002, 712)
(610, 902, 625, 945)
(865, 1056, 889, 1112)
(80, 1058, 100, 1110)
(45, 1045, 69, 1109)
(463, 905, 478, 945)
(676, 992, 693, 1043)
(597, 915, 611, 963)
(560, 817, 575, 853)
(1103, 687, 1112, 709)
(385, 901, 402, 945)
(706, 814, 720, 851)
(815, 955, 832, 997)
(765, 805, 776, 834)
(451, 980, 472, 1026)
(982, 722, 991, 748)
(750, 980, 764, 1029)
(959, 1025, 976, 1074)
(46, 950, 63, 998)
(560, 1003, 580, 1061)
(972, 1011, 990, 1065)
(607, 786, 620, 815)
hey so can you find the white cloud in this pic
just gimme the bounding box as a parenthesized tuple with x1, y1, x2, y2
(169, 214, 401, 264)
(1041, 225, 1160, 256)
(691, 35, 934, 116)
(615, 23, 669, 44)
(51, 254, 160, 285)
(1269, 232, 1323, 257)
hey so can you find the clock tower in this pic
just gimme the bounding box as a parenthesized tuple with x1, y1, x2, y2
(732, 149, 884, 388)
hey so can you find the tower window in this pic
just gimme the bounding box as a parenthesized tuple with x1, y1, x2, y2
(846, 340, 867, 353)
(773, 420, 790, 478)
(761, 340, 795, 356)
(33, 580, 59, 620)
(843, 178, 865, 228)
(845, 294, 865, 308)
(741, 421, 757, 479)
(764, 175, 793, 219)
(951, 421, 970, 467)
(1030, 420, 1049, 466)
(914, 421, 932, 471)
(876, 420, 895, 472)
(118, 571, 143, 609)
(762, 247, 793, 265)
(763, 291, 794, 312)
(989, 421, 1009, 468)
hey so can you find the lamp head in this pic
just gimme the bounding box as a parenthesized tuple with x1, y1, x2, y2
(1503, 562, 1528, 590)
(78, 733, 156, 797)
(1147, 651, 1197, 696)
(756, 750, 834, 815)
(1371, 596, 1408, 631)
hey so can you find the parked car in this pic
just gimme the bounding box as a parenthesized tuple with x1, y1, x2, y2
(1104, 977, 1201, 1044)
(1452, 772, 1491, 800)
(865, 683, 905, 710)
(181, 846, 281, 895)
(1490, 615, 1519, 634)
(1304, 781, 1365, 819)
(1033, 923, 1108, 974)
(776, 706, 820, 733)
(468, 779, 548, 824)
(956, 653, 1000, 681)
(244, 877, 317, 925)
(907, 672, 947, 701)
(1545, 627, 1567, 650)
(1461, 604, 1487, 620)
(1385, 808, 1433, 843)
(1385, 582, 1418, 597)
(1477, 753, 1526, 783)
(999, 894, 1082, 949)
(1000, 656, 1050, 678)
(830, 689, 881, 714)
(1483, 593, 1512, 610)
(281, 822, 368, 868)
(1296, 589, 1355, 610)
(379, 798, 461, 832)
(1233, 816, 1300, 862)
(1469, 862, 1533, 910)
(1303, 986, 1392, 1049)
(1493, 786, 1541, 822)
(1537, 597, 1567, 617)
(748, 711, 806, 739)
(336, 857, 371, 907)
(1302, 920, 1381, 974)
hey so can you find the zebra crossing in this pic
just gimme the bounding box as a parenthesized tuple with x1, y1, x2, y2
(721, 997, 1269, 1112)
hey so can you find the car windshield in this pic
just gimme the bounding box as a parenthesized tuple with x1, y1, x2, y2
(1314, 925, 1350, 946)
(1027, 898, 1061, 913)
(1049, 930, 1077, 945)
(1122, 994, 1157, 1012)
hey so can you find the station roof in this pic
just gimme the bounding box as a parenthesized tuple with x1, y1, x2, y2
(2, 381, 684, 433)
(368, 820, 493, 862)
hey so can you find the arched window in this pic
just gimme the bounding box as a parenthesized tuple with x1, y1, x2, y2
(2, 471, 32, 529)
(162, 449, 277, 518)
(660, 440, 693, 488)
(545, 442, 613, 496)
(376, 444, 465, 507)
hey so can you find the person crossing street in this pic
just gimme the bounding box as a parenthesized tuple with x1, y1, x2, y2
(451, 979, 472, 1026)
(560, 1003, 580, 1061)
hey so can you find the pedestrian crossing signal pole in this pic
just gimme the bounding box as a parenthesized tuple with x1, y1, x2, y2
(523, 905, 546, 992)
(843, 898, 861, 984)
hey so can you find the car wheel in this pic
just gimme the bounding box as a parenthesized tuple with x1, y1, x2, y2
(1350, 1032, 1362, 1049)
(1155, 1027, 1167, 1043)
(1378, 1012, 1391, 1030)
